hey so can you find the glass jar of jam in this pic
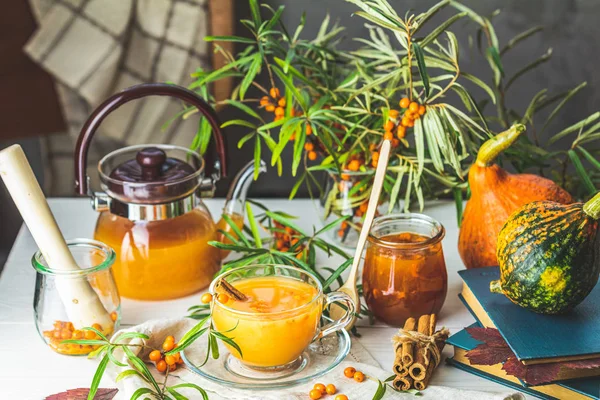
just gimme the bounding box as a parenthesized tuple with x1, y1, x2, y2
(363, 213, 447, 327)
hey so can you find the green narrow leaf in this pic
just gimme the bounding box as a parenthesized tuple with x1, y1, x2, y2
(221, 119, 258, 129)
(486, 46, 504, 76)
(413, 119, 425, 180)
(115, 369, 144, 383)
(204, 35, 256, 44)
(170, 384, 209, 400)
(568, 149, 596, 195)
(174, 316, 210, 350)
(209, 334, 220, 359)
(131, 388, 154, 400)
(577, 147, 600, 171)
(225, 100, 262, 120)
(500, 26, 544, 55)
(505, 48, 552, 90)
(249, 0, 262, 28)
(263, 5, 285, 31)
(453, 187, 464, 226)
(240, 54, 262, 100)
(461, 72, 496, 104)
(254, 136, 262, 180)
(420, 12, 467, 48)
(542, 82, 587, 134)
(87, 354, 109, 400)
(212, 332, 243, 358)
(549, 112, 600, 144)
(272, 65, 307, 111)
(322, 258, 353, 290)
(412, 43, 429, 97)
(245, 202, 263, 248)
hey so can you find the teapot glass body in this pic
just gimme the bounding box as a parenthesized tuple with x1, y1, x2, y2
(94, 201, 244, 300)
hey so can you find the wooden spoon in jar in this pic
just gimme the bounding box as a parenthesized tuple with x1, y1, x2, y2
(329, 139, 392, 329)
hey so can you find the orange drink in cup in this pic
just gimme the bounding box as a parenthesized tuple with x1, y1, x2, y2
(210, 265, 355, 371)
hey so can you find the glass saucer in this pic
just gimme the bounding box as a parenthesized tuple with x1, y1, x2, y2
(181, 327, 350, 389)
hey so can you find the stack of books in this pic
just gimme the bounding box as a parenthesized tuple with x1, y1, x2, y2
(447, 266, 600, 400)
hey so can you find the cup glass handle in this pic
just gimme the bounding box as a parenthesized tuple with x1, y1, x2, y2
(313, 291, 356, 341)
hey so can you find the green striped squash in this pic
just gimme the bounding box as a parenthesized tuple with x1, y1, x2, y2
(492, 192, 600, 314)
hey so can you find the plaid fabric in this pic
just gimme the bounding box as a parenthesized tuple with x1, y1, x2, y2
(25, 0, 212, 195)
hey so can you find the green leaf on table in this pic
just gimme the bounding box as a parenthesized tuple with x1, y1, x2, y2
(371, 378, 387, 400)
(212, 331, 243, 358)
(123, 346, 161, 393)
(209, 334, 220, 360)
(170, 383, 209, 400)
(131, 388, 154, 400)
(115, 369, 145, 383)
(87, 354, 109, 400)
(107, 346, 128, 367)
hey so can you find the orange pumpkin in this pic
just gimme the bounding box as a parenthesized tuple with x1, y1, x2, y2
(458, 124, 573, 269)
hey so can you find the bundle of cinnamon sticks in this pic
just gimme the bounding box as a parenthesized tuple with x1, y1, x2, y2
(391, 314, 449, 391)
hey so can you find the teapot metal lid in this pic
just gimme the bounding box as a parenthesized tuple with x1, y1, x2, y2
(99, 144, 205, 205)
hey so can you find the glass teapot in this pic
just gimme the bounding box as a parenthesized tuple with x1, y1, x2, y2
(74, 83, 265, 300)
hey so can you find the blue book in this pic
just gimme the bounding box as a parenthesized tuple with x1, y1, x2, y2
(447, 325, 600, 400)
(459, 267, 600, 365)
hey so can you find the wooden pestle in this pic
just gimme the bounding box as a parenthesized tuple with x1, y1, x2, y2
(0, 145, 112, 329)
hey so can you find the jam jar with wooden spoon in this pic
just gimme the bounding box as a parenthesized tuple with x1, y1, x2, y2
(74, 83, 264, 300)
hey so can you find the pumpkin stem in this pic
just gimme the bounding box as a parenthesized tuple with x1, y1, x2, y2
(476, 124, 526, 167)
(583, 191, 600, 219)
(490, 279, 503, 294)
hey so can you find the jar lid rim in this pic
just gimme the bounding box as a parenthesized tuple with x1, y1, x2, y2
(31, 238, 116, 276)
(368, 213, 445, 249)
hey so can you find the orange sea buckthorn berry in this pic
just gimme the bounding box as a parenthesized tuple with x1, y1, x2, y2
(275, 107, 285, 117)
(353, 371, 365, 382)
(304, 142, 314, 151)
(392, 138, 400, 148)
(347, 159, 360, 171)
(384, 120, 395, 132)
(341, 173, 350, 180)
(156, 359, 167, 373)
(306, 124, 313, 135)
(399, 97, 410, 109)
(201, 293, 213, 304)
(337, 229, 344, 237)
(372, 152, 380, 161)
(401, 117, 411, 127)
(308, 151, 317, 161)
(388, 109, 399, 119)
(110, 311, 118, 322)
(260, 96, 270, 106)
(407, 118, 415, 128)
(383, 131, 394, 141)
(274, 115, 284, 121)
(418, 105, 426, 115)
(266, 104, 276, 112)
(314, 383, 326, 394)
(409, 101, 419, 113)
(217, 293, 230, 304)
(72, 330, 84, 339)
(360, 202, 368, 212)
(149, 350, 162, 362)
(335, 395, 349, 400)
(344, 367, 356, 378)
(60, 329, 72, 339)
(169, 363, 177, 372)
(397, 125, 406, 138)
(309, 389, 323, 400)
(278, 98, 286, 107)
(163, 339, 175, 352)
(165, 355, 176, 366)
(84, 330, 96, 340)
(371, 159, 378, 167)
(92, 323, 103, 332)
(270, 87, 280, 98)
(326, 384, 337, 395)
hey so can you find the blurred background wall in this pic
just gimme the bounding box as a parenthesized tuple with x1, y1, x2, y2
(1, 0, 600, 266)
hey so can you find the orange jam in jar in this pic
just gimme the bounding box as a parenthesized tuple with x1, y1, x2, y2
(363, 214, 447, 327)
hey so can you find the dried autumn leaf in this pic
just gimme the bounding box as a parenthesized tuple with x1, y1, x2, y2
(466, 343, 513, 366)
(465, 327, 506, 347)
(45, 388, 118, 400)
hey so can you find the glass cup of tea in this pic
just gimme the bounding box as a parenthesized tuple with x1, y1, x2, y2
(210, 264, 355, 373)
(363, 213, 448, 327)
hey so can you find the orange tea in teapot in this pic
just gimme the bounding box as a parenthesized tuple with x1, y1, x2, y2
(95, 210, 244, 300)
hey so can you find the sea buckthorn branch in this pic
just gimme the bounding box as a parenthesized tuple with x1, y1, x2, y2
(63, 317, 239, 399)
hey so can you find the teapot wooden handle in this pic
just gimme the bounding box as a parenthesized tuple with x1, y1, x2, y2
(74, 83, 227, 195)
